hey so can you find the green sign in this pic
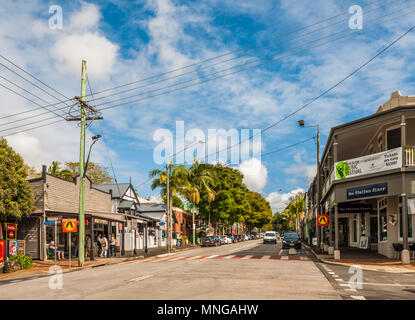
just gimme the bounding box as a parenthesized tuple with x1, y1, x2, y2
(335, 162, 349, 179)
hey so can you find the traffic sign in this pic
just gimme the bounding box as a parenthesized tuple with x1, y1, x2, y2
(317, 214, 329, 226)
(44, 221, 55, 226)
(62, 219, 77, 233)
(5, 223, 17, 240)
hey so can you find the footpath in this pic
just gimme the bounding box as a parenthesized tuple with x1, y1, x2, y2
(0, 245, 196, 282)
(303, 243, 415, 273)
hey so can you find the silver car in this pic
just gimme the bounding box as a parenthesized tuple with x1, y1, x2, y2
(263, 231, 277, 244)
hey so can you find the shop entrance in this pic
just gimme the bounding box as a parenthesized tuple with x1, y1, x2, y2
(338, 218, 349, 247)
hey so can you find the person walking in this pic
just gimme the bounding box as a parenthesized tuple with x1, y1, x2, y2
(110, 234, 117, 257)
(100, 235, 108, 258)
(85, 235, 91, 258)
(97, 234, 103, 256)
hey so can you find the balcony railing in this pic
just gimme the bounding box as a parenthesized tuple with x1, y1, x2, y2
(405, 146, 415, 166)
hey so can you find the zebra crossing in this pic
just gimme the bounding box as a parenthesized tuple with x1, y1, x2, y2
(123, 254, 310, 264)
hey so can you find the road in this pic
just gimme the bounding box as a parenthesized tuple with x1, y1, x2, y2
(0, 239, 341, 300)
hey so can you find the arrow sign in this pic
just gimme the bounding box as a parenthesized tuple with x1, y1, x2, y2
(317, 214, 329, 226)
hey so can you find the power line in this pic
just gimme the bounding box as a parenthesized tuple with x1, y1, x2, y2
(0, 0, 400, 123)
(80, 0, 387, 99)
(2, 5, 413, 138)
(94, 7, 415, 113)
(82, 0, 403, 106)
(203, 21, 415, 162)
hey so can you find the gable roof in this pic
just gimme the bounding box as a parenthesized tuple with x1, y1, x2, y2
(93, 183, 131, 199)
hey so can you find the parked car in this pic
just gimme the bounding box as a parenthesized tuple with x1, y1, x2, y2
(263, 231, 278, 244)
(282, 232, 301, 249)
(201, 236, 221, 247)
(275, 232, 280, 240)
(223, 235, 233, 244)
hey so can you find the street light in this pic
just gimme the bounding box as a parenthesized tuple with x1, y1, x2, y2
(298, 120, 322, 251)
(84, 134, 101, 177)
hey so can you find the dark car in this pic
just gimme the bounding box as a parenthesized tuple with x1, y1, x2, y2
(201, 236, 221, 247)
(282, 232, 301, 249)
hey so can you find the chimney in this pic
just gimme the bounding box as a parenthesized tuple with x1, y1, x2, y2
(42, 165, 47, 182)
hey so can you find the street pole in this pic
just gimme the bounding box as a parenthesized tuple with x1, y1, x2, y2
(316, 125, 322, 252)
(78, 60, 87, 267)
(166, 164, 171, 251)
(192, 206, 195, 246)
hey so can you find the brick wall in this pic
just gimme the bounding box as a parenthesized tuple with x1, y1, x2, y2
(172, 208, 192, 237)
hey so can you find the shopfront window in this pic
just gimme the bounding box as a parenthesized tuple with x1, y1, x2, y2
(379, 208, 387, 242)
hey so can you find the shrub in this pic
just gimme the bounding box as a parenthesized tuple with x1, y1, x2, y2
(8, 254, 33, 270)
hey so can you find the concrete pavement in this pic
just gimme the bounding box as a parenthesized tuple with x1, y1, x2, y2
(0, 240, 341, 300)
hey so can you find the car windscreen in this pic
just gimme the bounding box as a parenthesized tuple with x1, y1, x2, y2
(265, 233, 276, 237)
(284, 233, 299, 240)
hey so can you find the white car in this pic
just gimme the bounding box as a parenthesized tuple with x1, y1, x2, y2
(263, 231, 277, 244)
(223, 236, 233, 244)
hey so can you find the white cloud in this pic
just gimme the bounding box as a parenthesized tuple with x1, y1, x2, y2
(238, 158, 268, 192)
(266, 188, 304, 213)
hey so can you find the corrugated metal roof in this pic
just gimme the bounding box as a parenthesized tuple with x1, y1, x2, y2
(93, 183, 130, 198)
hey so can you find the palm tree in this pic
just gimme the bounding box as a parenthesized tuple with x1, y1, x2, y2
(179, 160, 215, 243)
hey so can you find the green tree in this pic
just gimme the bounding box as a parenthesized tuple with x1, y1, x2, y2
(246, 191, 272, 232)
(63, 162, 112, 184)
(0, 139, 35, 219)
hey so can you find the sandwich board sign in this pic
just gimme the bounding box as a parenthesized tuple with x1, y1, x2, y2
(317, 214, 329, 226)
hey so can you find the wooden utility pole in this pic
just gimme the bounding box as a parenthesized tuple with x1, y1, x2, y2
(66, 60, 103, 267)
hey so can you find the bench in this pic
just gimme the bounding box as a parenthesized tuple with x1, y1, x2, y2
(46, 247, 55, 260)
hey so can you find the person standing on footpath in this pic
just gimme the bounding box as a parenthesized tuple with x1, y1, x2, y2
(100, 235, 108, 258)
(110, 234, 117, 257)
(97, 233, 103, 256)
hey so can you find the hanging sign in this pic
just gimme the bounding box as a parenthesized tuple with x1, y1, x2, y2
(5, 223, 17, 240)
(347, 183, 388, 200)
(62, 219, 77, 233)
(317, 214, 329, 226)
(335, 147, 402, 180)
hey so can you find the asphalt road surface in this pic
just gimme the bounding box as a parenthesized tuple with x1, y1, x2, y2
(0, 239, 341, 300)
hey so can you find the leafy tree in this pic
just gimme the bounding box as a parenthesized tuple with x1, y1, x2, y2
(63, 162, 112, 184)
(0, 139, 35, 219)
(246, 191, 272, 231)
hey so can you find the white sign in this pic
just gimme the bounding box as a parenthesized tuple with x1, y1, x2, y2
(312, 237, 317, 246)
(359, 236, 369, 249)
(408, 198, 415, 215)
(335, 147, 402, 180)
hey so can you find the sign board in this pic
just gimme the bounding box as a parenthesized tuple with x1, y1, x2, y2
(119, 223, 123, 231)
(8, 241, 18, 257)
(335, 147, 402, 180)
(408, 198, 415, 215)
(317, 214, 329, 226)
(44, 221, 55, 226)
(76, 220, 88, 226)
(0, 240, 5, 263)
(312, 237, 317, 246)
(62, 219, 77, 233)
(5, 223, 17, 240)
(347, 183, 388, 200)
(338, 203, 373, 214)
(17, 240, 25, 255)
(359, 235, 369, 249)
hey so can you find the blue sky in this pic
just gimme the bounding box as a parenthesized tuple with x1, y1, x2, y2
(1, 0, 415, 211)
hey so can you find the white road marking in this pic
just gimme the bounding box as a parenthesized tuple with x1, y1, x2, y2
(281, 256, 289, 260)
(332, 275, 339, 278)
(350, 295, 366, 300)
(224, 255, 235, 259)
(339, 284, 351, 287)
(263, 255, 271, 259)
(186, 256, 201, 260)
(335, 279, 344, 282)
(169, 257, 185, 261)
(206, 255, 219, 259)
(345, 288, 357, 292)
(328, 272, 335, 275)
(241, 255, 253, 260)
(150, 257, 174, 262)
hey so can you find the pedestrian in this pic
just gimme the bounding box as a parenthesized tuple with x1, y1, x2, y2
(110, 234, 117, 257)
(100, 235, 108, 258)
(49, 241, 65, 260)
(85, 235, 91, 258)
(97, 233, 103, 256)
(73, 235, 79, 258)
